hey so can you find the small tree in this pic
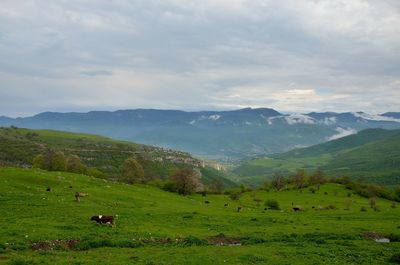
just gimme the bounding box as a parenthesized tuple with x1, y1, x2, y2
(271, 173, 286, 191)
(170, 168, 201, 195)
(32, 154, 45, 169)
(66, 155, 87, 174)
(120, 157, 145, 184)
(51, 151, 67, 171)
(369, 197, 377, 209)
(209, 179, 224, 194)
(309, 169, 326, 190)
(86, 167, 106, 179)
(265, 199, 280, 210)
(292, 169, 307, 190)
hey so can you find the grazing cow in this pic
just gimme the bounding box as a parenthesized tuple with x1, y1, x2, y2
(205, 201, 210, 204)
(90, 215, 114, 225)
(224, 203, 228, 207)
(292, 207, 301, 212)
(69, 186, 73, 189)
(75, 192, 88, 202)
(46, 187, 51, 192)
(237, 206, 242, 212)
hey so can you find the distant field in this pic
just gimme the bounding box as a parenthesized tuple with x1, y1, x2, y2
(0, 167, 399, 264)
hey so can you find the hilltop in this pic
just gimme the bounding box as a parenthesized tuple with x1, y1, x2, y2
(1, 109, 400, 161)
(0, 167, 399, 264)
(0, 127, 235, 188)
(234, 129, 400, 186)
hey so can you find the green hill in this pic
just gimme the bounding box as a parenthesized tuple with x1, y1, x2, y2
(233, 129, 400, 186)
(0, 127, 235, 188)
(0, 167, 399, 264)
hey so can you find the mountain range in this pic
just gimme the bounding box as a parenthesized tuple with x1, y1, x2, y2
(234, 128, 400, 186)
(1, 108, 400, 161)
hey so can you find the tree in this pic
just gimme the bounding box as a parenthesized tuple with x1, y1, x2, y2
(32, 154, 45, 169)
(39, 150, 67, 171)
(209, 179, 224, 194)
(309, 169, 326, 190)
(292, 169, 307, 190)
(51, 151, 67, 171)
(170, 168, 201, 195)
(86, 167, 106, 179)
(66, 155, 87, 174)
(271, 173, 286, 191)
(120, 157, 145, 184)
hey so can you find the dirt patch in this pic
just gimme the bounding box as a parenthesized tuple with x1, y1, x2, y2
(31, 239, 78, 251)
(363, 232, 390, 243)
(207, 233, 241, 246)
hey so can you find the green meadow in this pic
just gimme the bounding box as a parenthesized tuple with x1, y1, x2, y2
(0, 168, 399, 264)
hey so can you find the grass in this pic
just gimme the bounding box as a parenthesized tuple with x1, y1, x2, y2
(0, 167, 399, 264)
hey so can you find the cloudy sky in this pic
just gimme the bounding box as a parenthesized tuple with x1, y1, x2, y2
(0, 0, 399, 117)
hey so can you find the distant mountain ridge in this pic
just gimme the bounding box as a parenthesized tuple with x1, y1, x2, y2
(1, 108, 399, 161)
(233, 128, 400, 186)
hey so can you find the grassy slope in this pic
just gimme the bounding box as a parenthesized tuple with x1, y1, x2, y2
(0, 127, 236, 188)
(0, 167, 399, 264)
(233, 129, 400, 186)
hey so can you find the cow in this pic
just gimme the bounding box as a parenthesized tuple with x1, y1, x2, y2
(205, 201, 210, 204)
(237, 206, 242, 212)
(46, 187, 51, 192)
(292, 207, 301, 212)
(90, 215, 114, 225)
(224, 203, 229, 207)
(75, 192, 88, 202)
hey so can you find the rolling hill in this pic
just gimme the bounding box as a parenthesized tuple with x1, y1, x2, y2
(0, 167, 398, 264)
(0, 127, 235, 188)
(233, 129, 400, 186)
(1, 108, 400, 161)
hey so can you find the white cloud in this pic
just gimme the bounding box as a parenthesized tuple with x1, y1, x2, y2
(327, 127, 357, 141)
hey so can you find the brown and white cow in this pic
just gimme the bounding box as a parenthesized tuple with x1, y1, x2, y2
(90, 215, 114, 225)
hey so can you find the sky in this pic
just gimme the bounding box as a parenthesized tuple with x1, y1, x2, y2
(0, 0, 399, 117)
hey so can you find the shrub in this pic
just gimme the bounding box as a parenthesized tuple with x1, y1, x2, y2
(390, 253, 400, 264)
(309, 187, 317, 194)
(265, 199, 280, 210)
(86, 167, 106, 179)
(325, 204, 337, 210)
(180, 236, 208, 246)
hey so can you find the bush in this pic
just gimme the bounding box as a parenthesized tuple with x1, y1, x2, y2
(390, 253, 400, 264)
(180, 236, 208, 246)
(265, 199, 280, 210)
(86, 167, 106, 179)
(325, 204, 337, 210)
(309, 187, 317, 194)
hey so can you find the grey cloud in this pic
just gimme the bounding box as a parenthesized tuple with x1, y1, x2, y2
(0, 0, 399, 116)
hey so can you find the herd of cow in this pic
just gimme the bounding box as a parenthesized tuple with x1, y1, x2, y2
(45, 186, 302, 227)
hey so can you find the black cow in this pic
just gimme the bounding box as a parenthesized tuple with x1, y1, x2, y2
(205, 201, 210, 204)
(91, 215, 114, 225)
(292, 207, 301, 212)
(46, 187, 51, 192)
(237, 206, 242, 212)
(224, 203, 228, 207)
